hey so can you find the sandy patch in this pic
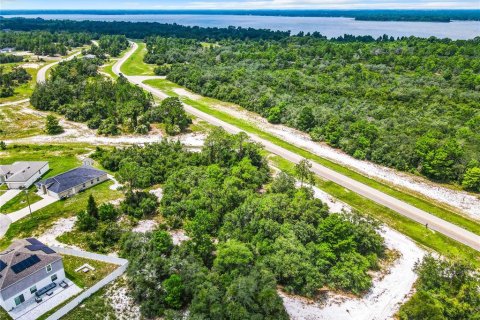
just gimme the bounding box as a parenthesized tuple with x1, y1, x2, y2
(213, 102, 480, 218)
(37, 217, 82, 250)
(21, 63, 40, 69)
(173, 88, 202, 100)
(132, 220, 158, 233)
(107, 277, 140, 320)
(149, 187, 163, 200)
(108, 175, 122, 191)
(169, 229, 189, 246)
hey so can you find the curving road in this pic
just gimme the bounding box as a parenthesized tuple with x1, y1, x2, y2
(37, 50, 83, 84)
(114, 42, 480, 252)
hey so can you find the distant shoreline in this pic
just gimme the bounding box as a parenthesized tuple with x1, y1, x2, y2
(1, 9, 480, 22)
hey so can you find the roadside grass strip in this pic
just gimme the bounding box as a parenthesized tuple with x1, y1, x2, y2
(143, 78, 480, 237)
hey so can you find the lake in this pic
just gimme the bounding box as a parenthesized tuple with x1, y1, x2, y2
(3, 14, 480, 39)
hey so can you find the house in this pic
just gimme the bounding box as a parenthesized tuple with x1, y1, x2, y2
(36, 160, 108, 199)
(0, 47, 14, 53)
(0, 238, 65, 312)
(0, 162, 49, 189)
(83, 54, 96, 59)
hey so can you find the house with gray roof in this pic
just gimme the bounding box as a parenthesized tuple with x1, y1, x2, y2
(0, 162, 49, 189)
(35, 161, 108, 199)
(0, 238, 65, 312)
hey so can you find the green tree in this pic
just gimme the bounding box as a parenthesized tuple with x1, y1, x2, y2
(155, 97, 192, 135)
(295, 159, 315, 186)
(162, 274, 185, 309)
(86, 194, 99, 219)
(45, 115, 64, 135)
(462, 167, 480, 191)
(76, 210, 98, 231)
(0, 141, 6, 150)
(151, 230, 173, 254)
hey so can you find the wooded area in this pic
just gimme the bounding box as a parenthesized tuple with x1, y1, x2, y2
(145, 36, 480, 188)
(87, 129, 386, 317)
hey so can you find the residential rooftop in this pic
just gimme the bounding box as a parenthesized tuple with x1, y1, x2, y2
(36, 165, 107, 194)
(0, 162, 48, 183)
(0, 239, 61, 291)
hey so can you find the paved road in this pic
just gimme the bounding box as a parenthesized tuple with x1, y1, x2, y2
(37, 51, 83, 84)
(115, 43, 480, 252)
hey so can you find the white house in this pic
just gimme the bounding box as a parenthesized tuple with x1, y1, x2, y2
(0, 162, 49, 189)
(36, 160, 108, 199)
(0, 238, 66, 312)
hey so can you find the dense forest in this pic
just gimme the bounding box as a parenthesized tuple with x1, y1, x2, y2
(399, 255, 479, 319)
(0, 17, 290, 41)
(0, 30, 92, 56)
(0, 66, 31, 97)
(86, 129, 386, 318)
(30, 57, 154, 135)
(0, 54, 23, 64)
(145, 36, 480, 188)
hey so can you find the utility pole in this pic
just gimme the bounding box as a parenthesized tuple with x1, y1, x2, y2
(20, 186, 32, 215)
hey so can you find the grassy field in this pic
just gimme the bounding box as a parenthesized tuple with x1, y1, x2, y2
(120, 42, 155, 76)
(0, 65, 39, 103)
(101, 60, 118, 79)
(143, 78, 480, 236)
(0, 187, 42, 214)
(0, 143, 91, 179)
(0, 180, 121, 249)
(0, 104, 45, 140)
(268, 155, 480, 266)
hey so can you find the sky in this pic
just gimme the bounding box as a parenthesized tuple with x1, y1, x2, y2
(1, 0, 479, 10)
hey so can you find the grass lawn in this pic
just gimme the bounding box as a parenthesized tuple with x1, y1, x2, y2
(58, 287, 116, 320)
(0, 187, 42, 214)
(101, 60, 118, 79)
(120, 42, 155, 76)
(0, 143, 93, 179)
(0, 66, 38, 104)
(269, 155, 480, 266)
(0, 104, 45, 140)
(143, 78, 480, 237)
(0, 180, 121, 249)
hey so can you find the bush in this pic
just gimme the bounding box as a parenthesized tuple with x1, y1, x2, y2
(45, 115, 64, 135)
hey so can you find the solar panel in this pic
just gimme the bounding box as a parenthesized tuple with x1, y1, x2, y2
(26, 238, 44, 246)
(11, 255, 41, 274)
(0, 260, 6, 272)
(25, 244, 56, 254)
(41, 247, 56, 254)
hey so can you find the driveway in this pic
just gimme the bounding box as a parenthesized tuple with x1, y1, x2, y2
(7, 193, 58, 223)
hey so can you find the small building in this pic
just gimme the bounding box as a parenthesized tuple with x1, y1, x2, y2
(0, 162, 49, 189)
(36, 162, 108, 199)
(82, 54, 96, 59)
(0, 47, 14, 53)
(0, 238, 65, 312)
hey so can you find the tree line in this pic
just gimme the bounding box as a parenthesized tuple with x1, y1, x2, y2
(146, 35, 480, 190)
(0, 54, 23, 64)
(0, 17, 290, 41)
(84, 128, 386, 318)
(0, 30, 92, 56)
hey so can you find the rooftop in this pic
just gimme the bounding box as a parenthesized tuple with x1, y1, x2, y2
(0, 239, 61, 290)
(36, 165, 107, 194)
(0, 162, 48, 183)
